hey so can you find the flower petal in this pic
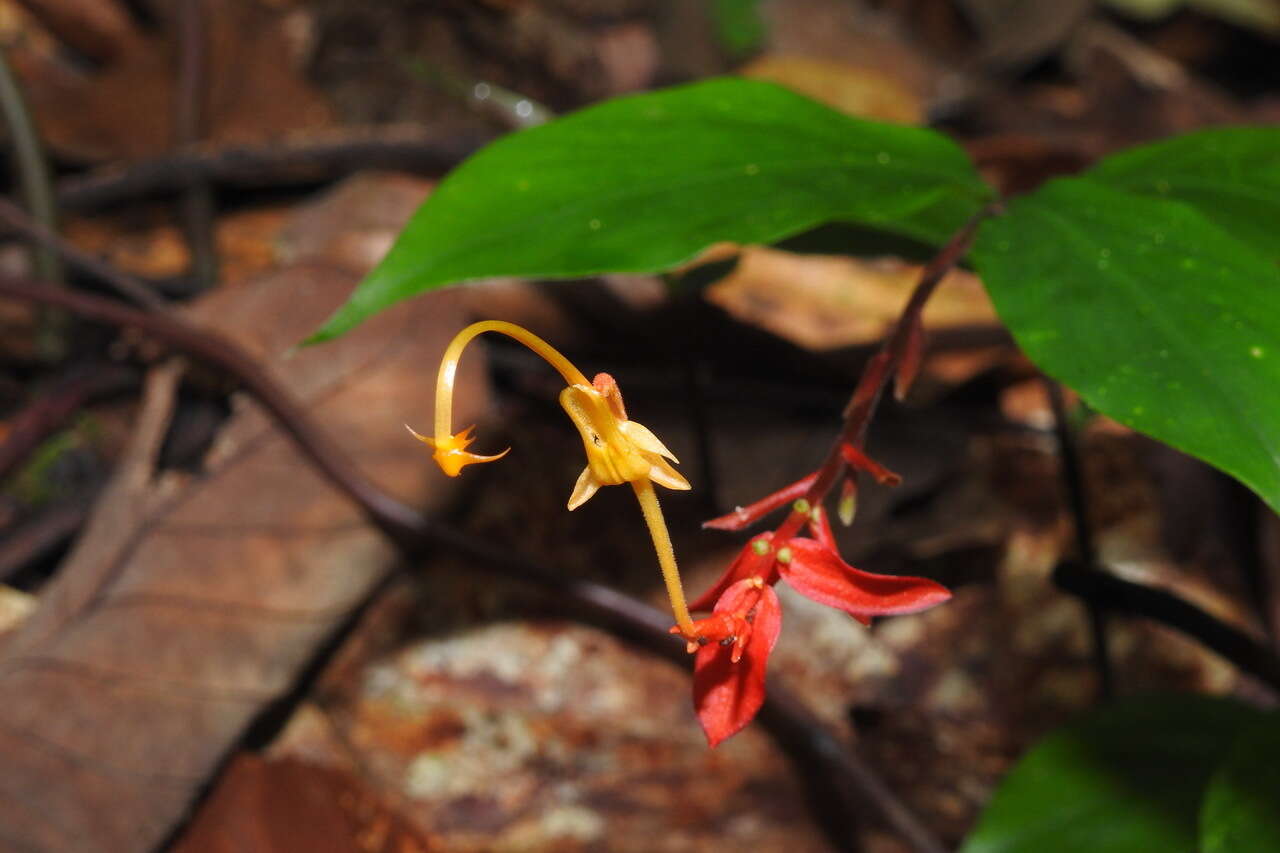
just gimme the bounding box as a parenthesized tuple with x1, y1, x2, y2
(647, 457, 691, 491)
(618, 419, 679, 463)
(780, 538, 950, 618)
(688, 533, 776, 612)
(566, 467, 602, 510)
(692, 581, 781, 748)
(406, 424, 509, 477)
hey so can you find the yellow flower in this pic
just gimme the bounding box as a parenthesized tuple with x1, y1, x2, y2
(412, 320, 698, 637)
(405, 423, 509, 477)
(560, 373, 690, 510)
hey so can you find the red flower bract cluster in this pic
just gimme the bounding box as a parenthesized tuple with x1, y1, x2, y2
(679, 521, 951, 746)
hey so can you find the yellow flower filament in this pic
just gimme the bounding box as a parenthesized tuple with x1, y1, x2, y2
(430, 320, 696, 637)
(434, 320, 590, 440)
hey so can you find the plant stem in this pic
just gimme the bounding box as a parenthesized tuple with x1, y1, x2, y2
(433, 320, 591, 440)
(1044, 378, 1115, 699)
(174, 0, 217, 291)
(0, 49, 60, 285)
(0, 45, 65, 358)
(632, 478, 695, 636)
(0, 363, 138, 483)
(771, 204, 997, 544)
(54, 125, 489, 212)
(0, 273, 430, 549)
(1054, 560, 1280, 691)
(0, 196, 166, 309)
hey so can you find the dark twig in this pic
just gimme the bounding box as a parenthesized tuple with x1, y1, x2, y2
(0, 273, 938, 853)
(0, 47, 61, 287)
(1054, 561, 1280, 691)
(0, 275, 430, 548)
(1045, 379, 1115, 699)
(174, 0, 217, 291)
(758, 692, 945, 853)
(55, 126, 491, 212)
(0, 363, 138, 483)
(0, 196, 167, 309)
(0, 45, 65, 358)
(0, 497, 93, 583)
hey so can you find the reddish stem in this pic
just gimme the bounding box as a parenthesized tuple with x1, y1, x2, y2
(703, 472, 817, 530)
(770, 206, 995, 545)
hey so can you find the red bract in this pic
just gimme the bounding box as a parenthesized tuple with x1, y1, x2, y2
(778, 538, 951, 620)
(702, 444, 898, 533)
(687, 444, 948, 747)
(678, 578, 782, 748)
(688, 533, 779, 611)
(702, 474, 816, 532)
(690, 533, 950, 625)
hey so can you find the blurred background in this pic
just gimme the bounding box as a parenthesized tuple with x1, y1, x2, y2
(0, 1, 1278, 851)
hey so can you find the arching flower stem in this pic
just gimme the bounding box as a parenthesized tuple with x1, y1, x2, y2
(416, 319, 697, 638)
(433, 319, 590, 441)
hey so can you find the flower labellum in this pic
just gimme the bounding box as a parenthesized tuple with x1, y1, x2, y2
(560, 373, 689, 511)
(678, 578, 781, 747)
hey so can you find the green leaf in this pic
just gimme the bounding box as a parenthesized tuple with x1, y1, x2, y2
(1200, 716, 1280, 853)
(1088, 127, 1280, 260)
(961, 694, 1266, 853)
(309, 77, 991, 343)
(971, 176, 1280, 515)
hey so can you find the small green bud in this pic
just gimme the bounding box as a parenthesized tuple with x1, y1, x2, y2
(776, 546, 793, 564)
(792, 498, 811, 515)
(838, 493, 857, 526)
(751, 538, 771, 556)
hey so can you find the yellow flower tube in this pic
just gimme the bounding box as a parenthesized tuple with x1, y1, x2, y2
(411, 320, 696, 636)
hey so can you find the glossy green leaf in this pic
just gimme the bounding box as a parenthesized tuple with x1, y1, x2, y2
(1200, 717, 1280, 853)
(1088, 127, 1280, 260)
(961, 695, 1266, 853)
(971, 177, 1280, 515)
(309, 77, 991, 343)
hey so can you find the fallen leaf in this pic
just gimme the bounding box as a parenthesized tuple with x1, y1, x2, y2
(0, 584, 35, 636)
(172, 754, 433, 853)
(740, 55, 924, 123)
(704, 246, 997, 351)
(0, 175, 488, 851)
(12, 0, 332, 161)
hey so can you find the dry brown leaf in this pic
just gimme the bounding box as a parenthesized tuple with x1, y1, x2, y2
(704, 246, 997, 351)
(760, 0, 953, 110)
(64, 205, 293, 285)
(740, 55, 924, 123)
(12, 0, 331, 161)
(0, 585, 35, 636)
(0, 176, 488, 851)
(172, 754, 433, 853)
